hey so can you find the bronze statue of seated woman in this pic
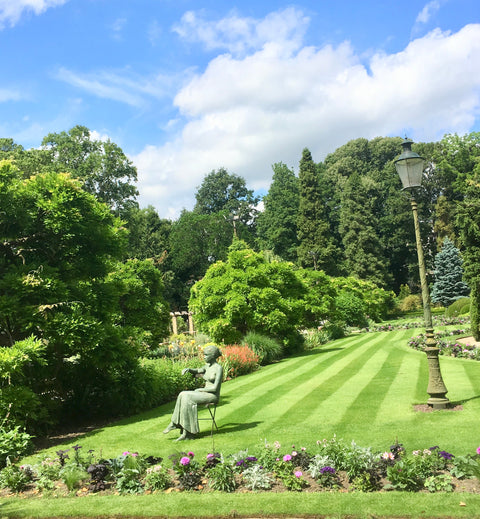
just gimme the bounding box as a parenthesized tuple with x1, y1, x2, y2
(163, 344, 223, 441)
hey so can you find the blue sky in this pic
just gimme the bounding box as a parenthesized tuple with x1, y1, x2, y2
(1, 0, 480, 218)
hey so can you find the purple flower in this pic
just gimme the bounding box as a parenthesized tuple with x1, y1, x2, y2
(320, 466, 335, 475)
(439, 450, 454, 460)
(246, 456, 257, 462)
(283, 454, 292, 462)
(180, 456, 190, 466)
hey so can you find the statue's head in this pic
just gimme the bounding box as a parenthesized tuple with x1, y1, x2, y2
(203, 344, 222, 360)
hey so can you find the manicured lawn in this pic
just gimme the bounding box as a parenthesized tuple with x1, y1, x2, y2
(9, 327, 480, 518)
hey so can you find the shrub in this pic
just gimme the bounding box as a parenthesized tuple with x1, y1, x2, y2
(0, 464, 32, 492)
(221, 345, 259, 379)
(0, 426, 33, 469)
(241, 464, 273, 490)
(334, 292, 368, 327)
(446, 297, 470, 317)
(242, 332, 283, 365)
(59, 464, 88, 491)
(207, 462, 236, 492)
(144, 464, 172, 491)
(398, 294, 422, 312)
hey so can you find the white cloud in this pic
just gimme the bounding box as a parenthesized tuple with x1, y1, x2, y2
(0, 87, 22, 102)
(54, 67, 178, 107)
(172, 7, 309, 57)
(415, 0, 442, 25)
(134, 15, 480, 220)
(0, 0, 68, 29)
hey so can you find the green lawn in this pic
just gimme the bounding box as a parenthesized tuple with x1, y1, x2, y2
(7, 327, 480, 518)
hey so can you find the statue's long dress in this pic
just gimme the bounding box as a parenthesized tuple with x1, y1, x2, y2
(171, 366, 220, 435)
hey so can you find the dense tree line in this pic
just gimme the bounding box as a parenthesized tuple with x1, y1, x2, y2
(2, 126, 479, 433)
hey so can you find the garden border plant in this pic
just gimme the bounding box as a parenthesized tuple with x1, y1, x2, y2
(2, 438, 480, 498)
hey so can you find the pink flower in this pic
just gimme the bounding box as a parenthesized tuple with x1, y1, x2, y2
(180, 456, 190, 465)
(207, 453, 215, 460)
(294, 471, 302, 478)
(122, 451, 131, 456)
(283, 454, 292, 462)
(292, 451, 298, 457)
(477, 446, 480, 455)
(188, 451, 195, 458)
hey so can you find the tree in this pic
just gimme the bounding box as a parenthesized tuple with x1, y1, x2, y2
(41, 125, 138, 215)
(430, 237, 470, 307)
(167, 210, 235, 309)
(0, 161, 169, 429)
(456, 173, 480, 340)
(338, 173, 390, 287)
(189, 240, 307, 350)
(256, 162, 299, 262)
(296, 148, 339, 273)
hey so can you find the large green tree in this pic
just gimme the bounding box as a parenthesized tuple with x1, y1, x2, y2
(256, 162, 299, 262)
(0, 160, 169, 429)
(41, 125, 139, 215)
(296, 148, 339, 273)
(189, 241, 308, 349)
(194, 167, 259, 227)
(338, 173, 390, 287)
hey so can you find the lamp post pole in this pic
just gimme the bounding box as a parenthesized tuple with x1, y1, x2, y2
(395, 138, 449, 409)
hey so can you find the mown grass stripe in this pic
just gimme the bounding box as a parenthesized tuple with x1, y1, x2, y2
(254, 333, 389, 428)
(335, 342, 408, 430)
(220, 334, 385, 426)
(373, 350, 423, 425)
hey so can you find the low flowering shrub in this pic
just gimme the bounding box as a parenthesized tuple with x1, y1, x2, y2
(220, 345, 259, 379)
(3, 439, 480, 496)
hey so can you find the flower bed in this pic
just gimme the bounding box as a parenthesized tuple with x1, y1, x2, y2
(2, 438, 480, 497)
(408, 328, 480, 361)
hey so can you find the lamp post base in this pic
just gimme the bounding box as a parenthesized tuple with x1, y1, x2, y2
(425, 343, 449, 409)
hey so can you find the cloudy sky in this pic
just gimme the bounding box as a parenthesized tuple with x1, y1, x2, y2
(1, 0, 480, 219)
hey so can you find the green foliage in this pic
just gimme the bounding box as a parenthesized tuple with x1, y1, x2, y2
(41, 125, 138, 215)
(424, 474, 454, 492)
(144, 464, 172, 491)
(339, 173, 390, 287)
(242, 332, 283, 365)
(0, 426, 33, 469)
(431, 237, 470, 307)
(297, 148, 339, 274)
(256, 162, 299, 262)
(0, 161, 170, 430)
(207, 462, 236, 492)
(398, 294, 423, 312)
(386, 458, 424, 491)
(332, 276, 395, 323)
(0, 463, 32, 492)
(446, 297, 471, 317)
(59, 464, 88, 491)
(190, 241, 306, 348)
(241, 464, 273, 490)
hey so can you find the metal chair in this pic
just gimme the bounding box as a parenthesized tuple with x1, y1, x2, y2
(199, 402, 219, 435)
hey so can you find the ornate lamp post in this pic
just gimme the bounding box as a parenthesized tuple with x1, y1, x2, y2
(394, 138, 450, 409)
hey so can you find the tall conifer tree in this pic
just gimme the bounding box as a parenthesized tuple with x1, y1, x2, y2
(296, 148, 338, 273)
(339, 173, 389, 287)
(257, 162, 299, 261)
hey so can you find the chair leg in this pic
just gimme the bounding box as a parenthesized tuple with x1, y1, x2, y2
(208, 404, 219, 432)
